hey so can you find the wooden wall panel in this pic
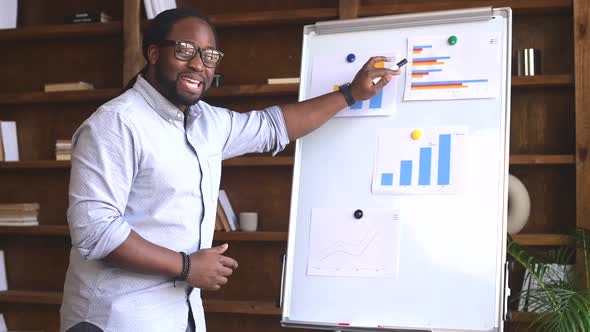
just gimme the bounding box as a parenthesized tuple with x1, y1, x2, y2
(214, 26, 303, 85)
(509, 166, 575, 233)
(204, 242, 286, 301)
(0, 170, 69, 225)
(220, 167, 293, 231)
(510, 88, 575, 154)
(512, 16, 574, 75)
(0, 236, 70, 291)
(0, 37, 122, 93)
(176, 0, 338, 15)
(17, 0, 123, 26)
(0, 303, 60, 332)
(0, 107, 96, 161)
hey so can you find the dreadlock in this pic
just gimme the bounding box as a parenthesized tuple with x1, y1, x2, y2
(124, 7, 217, 90)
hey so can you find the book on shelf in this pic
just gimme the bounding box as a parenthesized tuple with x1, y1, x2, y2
(0, 121, 18, 162)
(44, 81, 94, 93)
(144, 0, 177, 19)
(0, 251, 6, 291)
(0, 0, 17, 30)
(267, 77, 300, 85)
(218, 190, 238, 231)
(0, 313, 6, 332)
(64, 11, 112, 24)
(216, 201, 232, 232)
(214, 214, 222, 231)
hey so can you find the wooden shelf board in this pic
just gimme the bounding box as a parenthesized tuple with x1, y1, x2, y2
(0, 89, 121, 105)
(359, 0, 572, 17)
(0, 156, 294, 170)
(203, 299, 280, 315)
(214, 231, 287, 242)
(0, 22, 122, 42)
(0, 291, 279, 315)
(206, 83, 298, 98)
(209, 8, 338, 27)
(509, 311, 538, 323)
(0, 290, 62, 305)
(0, 225, 69, 236)
(509, 154, 575, 165)
(0, 226, 288, 243)
(512, 74, 574, 88)
(223, 156, 293, 167)
(511, 233, 575, 246)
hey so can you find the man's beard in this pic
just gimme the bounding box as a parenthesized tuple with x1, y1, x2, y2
(155, 63, 205, 106)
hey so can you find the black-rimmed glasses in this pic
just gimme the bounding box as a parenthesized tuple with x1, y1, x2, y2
(159, 40, 224, 68)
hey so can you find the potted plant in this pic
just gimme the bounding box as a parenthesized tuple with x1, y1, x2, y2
(507, 228, 590, 331)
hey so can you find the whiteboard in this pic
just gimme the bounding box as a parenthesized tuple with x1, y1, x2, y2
(281, 7, 511, 332)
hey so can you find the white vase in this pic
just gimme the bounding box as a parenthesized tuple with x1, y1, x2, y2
(507, 174, 531, 234)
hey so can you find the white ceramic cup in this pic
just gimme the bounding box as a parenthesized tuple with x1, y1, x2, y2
(239, 212, 258, 232)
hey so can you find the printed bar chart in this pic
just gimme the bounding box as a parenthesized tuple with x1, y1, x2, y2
(404, 34, 500, 100)
(372, 128, 466, 195)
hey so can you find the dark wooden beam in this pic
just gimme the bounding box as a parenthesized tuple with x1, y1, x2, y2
(123, 0, 144, 87)
(339, 0, 360, 19)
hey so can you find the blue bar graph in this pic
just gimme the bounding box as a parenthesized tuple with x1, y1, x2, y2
(350, 100, 363, 109)
(419, 147, 432, 185)
(349, 91, 383, 109)
(400, 160, 412, 185)
(437, 134, 451, 185)
(369, 90, 383, 109)
(381, 173, 393, 186)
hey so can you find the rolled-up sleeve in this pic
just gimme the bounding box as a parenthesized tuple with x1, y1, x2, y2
(67, 108, 136, 260)
(220, 105, 290, 159)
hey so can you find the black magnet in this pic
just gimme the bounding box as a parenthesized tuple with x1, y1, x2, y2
(354, 209, 363, 219)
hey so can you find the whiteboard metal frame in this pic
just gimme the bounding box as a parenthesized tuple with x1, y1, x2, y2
(282, 7, 512, 332)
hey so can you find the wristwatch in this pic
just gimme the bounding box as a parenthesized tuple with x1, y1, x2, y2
(338, 83, 356, 107)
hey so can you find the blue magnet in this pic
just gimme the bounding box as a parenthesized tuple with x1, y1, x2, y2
(346, 53, 356, 63)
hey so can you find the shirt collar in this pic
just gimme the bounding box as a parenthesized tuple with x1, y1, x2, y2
(133, 75, 203, 123)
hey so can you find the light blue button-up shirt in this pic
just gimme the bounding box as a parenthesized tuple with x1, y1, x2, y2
(60, 75, 290, 331)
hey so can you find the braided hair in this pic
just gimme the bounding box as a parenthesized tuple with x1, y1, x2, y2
(124, 8, 217, 90)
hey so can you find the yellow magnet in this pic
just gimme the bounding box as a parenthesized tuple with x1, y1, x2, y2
(411, 129, 423, 140)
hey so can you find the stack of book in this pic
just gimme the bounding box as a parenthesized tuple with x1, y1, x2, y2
(0, 203, 40, 226)
(55, 140, 72, 161)
(215, 190, 239, 232)
(65, 11, 112, 24)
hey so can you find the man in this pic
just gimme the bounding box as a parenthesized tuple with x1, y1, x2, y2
(60, 7, 399, 332)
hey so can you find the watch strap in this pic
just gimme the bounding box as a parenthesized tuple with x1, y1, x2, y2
(338, 83, 356, 107)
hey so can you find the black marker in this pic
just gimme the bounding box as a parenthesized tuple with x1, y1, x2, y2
(372, 58, 408, 85)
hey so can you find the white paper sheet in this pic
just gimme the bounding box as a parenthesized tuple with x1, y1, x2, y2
(307, 208, 401, 278)
(403, 33, 501, 101)
(372, 127, 467, 195)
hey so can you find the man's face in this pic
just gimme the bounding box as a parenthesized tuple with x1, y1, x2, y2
(152, 17, 217, 107)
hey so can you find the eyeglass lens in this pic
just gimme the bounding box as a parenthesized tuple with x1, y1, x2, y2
(175, 42, 222, 67)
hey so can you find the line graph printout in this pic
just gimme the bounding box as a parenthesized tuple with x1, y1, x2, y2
(372, 127, 468, 195)
(307, 208, 401, 278)
(404, 33, 501, 101)
(309, 52, 401, 117)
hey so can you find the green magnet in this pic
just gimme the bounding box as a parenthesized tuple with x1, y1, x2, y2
(448, 35, 458, 45)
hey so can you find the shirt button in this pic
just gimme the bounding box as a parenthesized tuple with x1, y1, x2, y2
(176, 112, 182, 118)
(169, 119, 174, 124)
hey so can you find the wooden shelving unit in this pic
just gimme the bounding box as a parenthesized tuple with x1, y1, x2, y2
(0, 1, 585, 331)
